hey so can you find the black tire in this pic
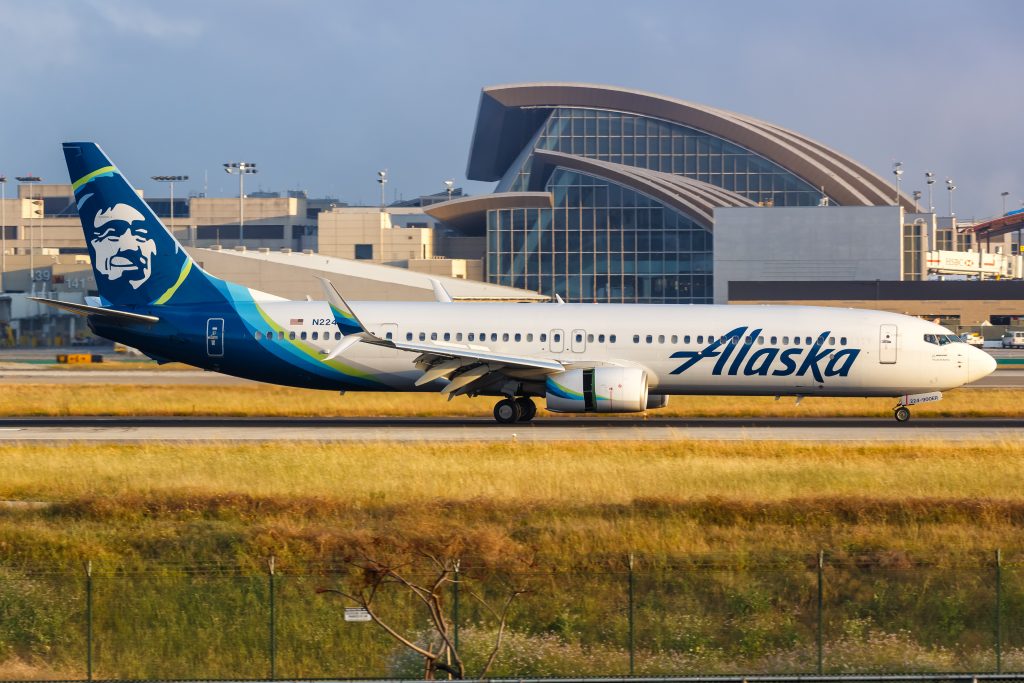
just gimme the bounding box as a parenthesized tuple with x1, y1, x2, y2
(493, 398, 521, 424)
(894, 406, 911, 423)
(515, 397, 537, 422)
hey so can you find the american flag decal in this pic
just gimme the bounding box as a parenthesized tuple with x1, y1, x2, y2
(290, 318, 303, 325)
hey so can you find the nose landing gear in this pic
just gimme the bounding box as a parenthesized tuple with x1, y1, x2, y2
(493, 397, 537, 424)
(893, 406, 911, 422)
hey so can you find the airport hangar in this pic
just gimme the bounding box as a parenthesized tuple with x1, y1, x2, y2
(2, 82, 1023, 345)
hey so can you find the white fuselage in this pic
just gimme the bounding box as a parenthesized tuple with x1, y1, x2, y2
(252, 301, 994, 397)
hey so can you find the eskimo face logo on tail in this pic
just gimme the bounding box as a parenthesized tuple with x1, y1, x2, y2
(669, 325, 860, 382)
(88, 203, 157, 289)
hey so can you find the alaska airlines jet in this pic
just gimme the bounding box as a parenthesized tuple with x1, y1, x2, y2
(35, 142, 996, 423)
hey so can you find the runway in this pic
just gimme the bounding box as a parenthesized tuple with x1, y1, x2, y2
(0, 416, 1020, 442)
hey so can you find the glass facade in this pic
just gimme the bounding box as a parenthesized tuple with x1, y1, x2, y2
(488, 169, 712, 304)
(485, 107, 836, 304)
(508, 107, 832, 208)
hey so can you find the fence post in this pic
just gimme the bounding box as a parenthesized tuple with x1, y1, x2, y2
(817, 550, 824, 675)
(452, 559, 460, 655)
(268, 556, 276, 680)
(85, 560, 93, 682)
(995, 549, 1002, 674)
(628, 553, 635, 675)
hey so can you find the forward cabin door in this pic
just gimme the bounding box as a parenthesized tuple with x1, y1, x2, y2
(879, 324, 897, 364)
(206, 318, 225, 357)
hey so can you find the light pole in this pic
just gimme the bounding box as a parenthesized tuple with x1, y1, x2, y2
(925, 171, 935, 212)
(377, 170, 387, 209)
(892, 161, 903, 206)
(912, 190, 922, 213)
(946, 178, 956, 217)
(151, 175, 189, 239)
(1001, 191, 1010, 216)
(224, 162, 257, 244)
(444, 179, 454, 202)
(0, 175, 6, 289)
(16, 176, 42, 291)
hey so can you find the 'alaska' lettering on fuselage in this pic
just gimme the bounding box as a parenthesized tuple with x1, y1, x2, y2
(669, 325, 860, 382)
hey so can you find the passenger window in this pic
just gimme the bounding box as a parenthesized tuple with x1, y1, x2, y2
(770, 336, 777, 344)
(553, 333, 561, 342)
(386, 331, 393, 340)
(671, 335, 678, 344)
(794, 337, 801, 346)
(468, 333, 475, 341)
(684, 335, 691, 344)
(540, 333, 547, 342)
(431, 332, 438, 341)
(515, 333, 522, 342)
(782, 336, 789, 344)
(633, 335, 640, 344)
(419, 332, 426, 341)
(757, 336, 764, 344)
(254, 331, 261, 340)
(279, 331, 285, 340)
(527, 333, 534, 342)
(334, 332, 341, 340)
(456, 332, 463, 342)
(709, 336, 715, 343)
(840, 337, 847, 346)
(645, 335, 653, 344)
(406, 332, 413, 341)
(289, 331, 296, 340)
(697, 336, 704, 344)
(300, 331, 307, 340)
(610, 334, 617, 343)
(658, 335, 665, 344)
(828, 336, 835, 345)
(576, 333, 583, 343)
(502, 333, 510, 342)
(311, 331, 319, 340)
(491, 333, 498, 342)
(587, 334, 594, 343)
(806, 337, 812, 345)
(598, 334, 605, 343)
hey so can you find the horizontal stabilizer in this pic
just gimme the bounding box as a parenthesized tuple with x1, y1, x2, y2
(29, 298, 159, 324)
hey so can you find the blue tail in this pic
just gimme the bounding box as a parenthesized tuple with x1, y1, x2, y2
(63, 142, 218, 307)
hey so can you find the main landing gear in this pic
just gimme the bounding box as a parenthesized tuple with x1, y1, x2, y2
(893, 405, 911, 423)
(493, 397, 537, 424)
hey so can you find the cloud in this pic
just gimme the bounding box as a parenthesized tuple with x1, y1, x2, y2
(0, 2, 82, 69)
(83, 0, 205, 41)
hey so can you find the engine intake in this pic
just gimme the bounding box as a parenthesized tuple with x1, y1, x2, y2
(545, 367, 649, 413)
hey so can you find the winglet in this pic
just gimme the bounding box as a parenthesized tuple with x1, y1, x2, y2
(555, 293, 565, 304)
(430, 278, 453, 303)
(315, 276, 368, 337)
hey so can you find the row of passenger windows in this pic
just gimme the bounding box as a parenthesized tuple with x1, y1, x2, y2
(253, 328, 849, 348)
(631, 333, 849, 346)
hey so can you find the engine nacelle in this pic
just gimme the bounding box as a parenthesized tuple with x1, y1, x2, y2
(545, 367, 649, 413)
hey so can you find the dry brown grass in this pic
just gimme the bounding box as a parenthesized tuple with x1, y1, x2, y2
(3, 383, 1023, 417)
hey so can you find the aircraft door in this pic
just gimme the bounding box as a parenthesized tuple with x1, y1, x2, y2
(379, 323, 398, 342)
(206, 318, 225, 357)
(571, 329, 587, 353)
(549, 329, 564, 353)
(879, 324, 897, 364)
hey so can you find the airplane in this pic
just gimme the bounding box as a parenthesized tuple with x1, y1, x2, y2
(33, 142, 997, 424)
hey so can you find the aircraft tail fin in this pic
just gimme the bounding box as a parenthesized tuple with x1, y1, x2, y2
(63, 142, 218, 307)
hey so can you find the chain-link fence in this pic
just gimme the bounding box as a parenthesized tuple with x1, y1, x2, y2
(1, 553, 1022, 680)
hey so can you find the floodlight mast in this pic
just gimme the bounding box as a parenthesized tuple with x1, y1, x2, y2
(892, 161, 903, 206)
(224, 162, 257, 244)
(15, 175, 42, 288)
(925, 172, 935, 213)
(151, 175, 189, 240)
(377, 170, 388, 210)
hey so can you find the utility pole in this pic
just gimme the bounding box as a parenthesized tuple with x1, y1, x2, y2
(224, 162, 257, 244)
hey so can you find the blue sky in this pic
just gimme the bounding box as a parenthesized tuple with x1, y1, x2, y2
(2, 0, 1022, 219)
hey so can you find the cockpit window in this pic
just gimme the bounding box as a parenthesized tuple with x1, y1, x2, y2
(925, 333, 963, 346)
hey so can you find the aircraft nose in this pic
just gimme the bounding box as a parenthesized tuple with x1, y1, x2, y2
(967, 347, 997, 384)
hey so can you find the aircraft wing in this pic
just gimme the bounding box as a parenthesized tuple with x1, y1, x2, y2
(29, 297, 160, 324)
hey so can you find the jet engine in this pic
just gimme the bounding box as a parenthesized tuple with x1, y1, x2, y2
(545, 367, 649, 413)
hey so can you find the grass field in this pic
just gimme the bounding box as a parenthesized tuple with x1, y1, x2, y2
(2, 439, 1023, 679)
(4, 383, 1024, 417)
(2, 439, 1024, 678)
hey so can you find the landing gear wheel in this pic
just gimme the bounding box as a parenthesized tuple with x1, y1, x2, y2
(515, 397, 537, 422)
(893, 406, 911, 423)
(493, 398, 522, 424)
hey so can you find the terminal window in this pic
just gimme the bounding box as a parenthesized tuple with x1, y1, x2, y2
(354, 244, 374, 260)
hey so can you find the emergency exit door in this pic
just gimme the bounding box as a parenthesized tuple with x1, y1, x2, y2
(879, 324, 897, 364)
(207, 318, 225, 357)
